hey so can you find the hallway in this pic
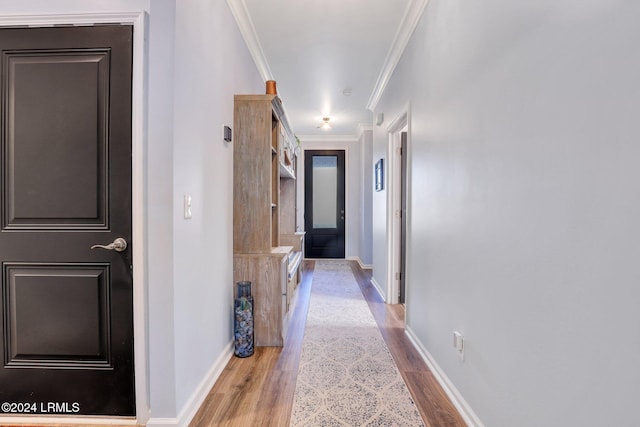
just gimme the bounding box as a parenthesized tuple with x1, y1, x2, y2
(190, 260, 466, 427)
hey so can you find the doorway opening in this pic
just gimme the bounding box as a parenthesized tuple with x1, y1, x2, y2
(387, 111, 409, 305)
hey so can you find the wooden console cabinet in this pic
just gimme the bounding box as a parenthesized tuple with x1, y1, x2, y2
(233, 94, 302, 346)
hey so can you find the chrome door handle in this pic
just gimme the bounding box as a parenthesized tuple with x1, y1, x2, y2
(91, 237, 128, 252)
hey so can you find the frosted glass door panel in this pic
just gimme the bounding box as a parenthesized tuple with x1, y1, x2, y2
(304, 150, 345, 258)
(312, 156, 337, 228)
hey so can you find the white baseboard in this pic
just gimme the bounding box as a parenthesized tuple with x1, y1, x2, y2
(146, 417, 179, 426)
(370, 276, 385, 301)
(405, 326, 484, 427)
(0, 416, 137, 425)
(346, 256, 373, 270)
(147, 341, 234, 427)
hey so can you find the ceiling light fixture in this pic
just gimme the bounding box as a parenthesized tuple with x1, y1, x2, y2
(319, 117, 332, 130)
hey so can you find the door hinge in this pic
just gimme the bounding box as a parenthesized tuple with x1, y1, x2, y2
(395, 272, 402, 281)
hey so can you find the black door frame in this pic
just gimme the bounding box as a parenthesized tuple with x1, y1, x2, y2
(303, 150, 346, 258)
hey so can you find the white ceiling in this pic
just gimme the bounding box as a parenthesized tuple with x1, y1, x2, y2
(229, 0, 427, 137)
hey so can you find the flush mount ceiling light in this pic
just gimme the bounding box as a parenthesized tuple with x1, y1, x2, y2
(318, 117, 332, 130)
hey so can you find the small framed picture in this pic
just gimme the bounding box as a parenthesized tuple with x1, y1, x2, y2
(375, 158, 384, 191)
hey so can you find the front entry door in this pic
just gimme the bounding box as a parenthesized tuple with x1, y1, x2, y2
(304, 150, 346, 258)
(0, 26, 134, 416)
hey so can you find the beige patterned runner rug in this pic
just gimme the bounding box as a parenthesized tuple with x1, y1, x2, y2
(290, 260, 425, 426)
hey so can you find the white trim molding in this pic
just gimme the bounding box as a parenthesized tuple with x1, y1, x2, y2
(226, 0, 273, 82)
(366, 0, 429, 111)
(385, 109, 409, 305)
(405, 327, 485, 427)
(297, 134, 359, 143)
(357, 123, 373, 138)
(347, 256, 373, 271)
(370, 276, 386, 301)
(0, 12, 140, 26)
(0, 416, 137, 426)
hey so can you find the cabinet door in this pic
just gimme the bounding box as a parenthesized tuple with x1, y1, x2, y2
(234, 253, 287, 346)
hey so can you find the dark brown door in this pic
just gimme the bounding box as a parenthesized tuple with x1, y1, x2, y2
(399, 132, 407, 304)
(304, 150, 346, 258)
(0, 26, 134, 416)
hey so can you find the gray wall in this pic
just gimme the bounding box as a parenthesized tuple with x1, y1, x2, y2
(373, 0, 640, 426)
(359, 129, 374, 266)
(170, 0, 264, 414)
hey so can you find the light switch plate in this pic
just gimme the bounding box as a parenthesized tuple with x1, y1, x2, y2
(184, 194, 192, 219)
(453, 331, 464, 351)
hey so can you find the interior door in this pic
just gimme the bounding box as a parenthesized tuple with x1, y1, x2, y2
(304, 150, 345, 258)
(0, 26, 134, 416)
(399, 132, 407, 304)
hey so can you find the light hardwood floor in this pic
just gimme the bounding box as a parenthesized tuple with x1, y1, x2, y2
(190, 260, 467, 427)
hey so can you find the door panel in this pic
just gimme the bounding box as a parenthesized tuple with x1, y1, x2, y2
(304, 150, 345, 258)
(4, 263, 110, 367)
(5, 51, 110, 229)
(0, 26, 134, 416)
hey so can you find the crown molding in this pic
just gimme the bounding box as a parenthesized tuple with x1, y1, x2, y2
(366, 0, 429, 112)
(226, 0, 299, 133)
(226, 0, 273, 81)
(0, 11, 143, 26)
(297, 134, 359, 143)
(357, 123, 373, 137)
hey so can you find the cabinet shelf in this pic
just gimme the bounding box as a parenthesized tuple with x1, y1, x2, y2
(279, 162, 295, 179)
